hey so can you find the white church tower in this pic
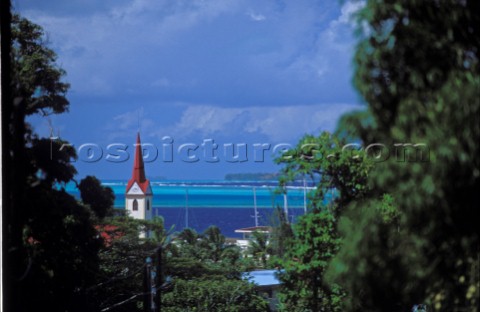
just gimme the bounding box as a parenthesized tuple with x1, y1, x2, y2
(125, 133, 153, 221)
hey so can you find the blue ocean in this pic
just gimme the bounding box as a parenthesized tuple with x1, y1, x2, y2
(66, 180, 316, 238)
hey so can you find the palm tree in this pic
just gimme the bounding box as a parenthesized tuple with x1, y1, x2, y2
(248, 230, 271, 268)
(200, 225, 226, 262)
(178, 227, 198, 245)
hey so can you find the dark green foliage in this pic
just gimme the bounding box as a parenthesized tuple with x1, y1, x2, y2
(327, 0, 480, 310)
(221, 246, 243, 266)
(274, 132, 372, 311)
(178, 227, 198, 245)
(335, 109, 378, 144)
(78, 175, 115, 219)
(88, 215, 269, 312)
(90, 217, 167, 312)
(175, 226, 226, 262)
(5, 13, 102, 312)
(90, 213, 263, 312)
(11, 14, 70, 116)
(23, 187, 102, 312)
(276, 131, 373, 213)
(174, 227, 202, 259)
(326, 199, 415, 312)
(199, 225, 226, 262)
(160, 226, 270, 311)
(28, 137, 78, 184)
(268, 207, 294, 259)
(248, 230, 272, 268)
(161, 277, 270, 312)
(165, 257, 213, 279)
(278, 211, 344, 312)
(352, 0, 479, 132)
(376, 193, 400, 225)
(171, 227, 246, 274)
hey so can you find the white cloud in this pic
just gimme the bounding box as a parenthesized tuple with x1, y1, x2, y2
(106, 107, 156, 141)
(321, 0, 365, 51)
(23, 0, 243, 95)
(338, 0, 365, 25)
(22, 0, 358, 99)
(154, 103, 361, 142)
(245, 104, 359, 141)
(247, 0, 360, 85)
(163, 105, 243, 138)
(247, 11, 266, 21)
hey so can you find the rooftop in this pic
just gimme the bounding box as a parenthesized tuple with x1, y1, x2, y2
(234, 226, 272, 234)
(243, 269, 283, 287)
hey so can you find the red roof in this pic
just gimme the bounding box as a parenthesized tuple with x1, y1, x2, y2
(126, 133, 151, 194)
(95, 225, 123, 247)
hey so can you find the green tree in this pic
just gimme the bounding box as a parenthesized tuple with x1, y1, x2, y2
(276, 132, 372, 214)
(168, 226, 249, 278)
(327, 0, 480, 310)
(23, 186, 102, 312)
(275, 131, 372, 311)
(161, 277, 270, 312)
(175, 227, 202, 259)
(161, 226, 270, 311)
(4, 13, 102, 312)
(89, 216, 168, 312)
(268, 206, 294, 259)
(78, 175, 115, 220)
(278, 211, 343, 312)
(199, 225, 226, 262)
(248, 230, 272, 268)
(178, 227, 199, 245)
(326, 196, 408, 311)
(221, 245, 243, 266)
(11, 15, 69, 115)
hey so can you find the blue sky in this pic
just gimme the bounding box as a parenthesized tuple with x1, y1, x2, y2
(16, 0, 365, 180)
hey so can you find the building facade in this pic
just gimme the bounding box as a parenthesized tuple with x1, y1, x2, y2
(125, 133, 153, 221)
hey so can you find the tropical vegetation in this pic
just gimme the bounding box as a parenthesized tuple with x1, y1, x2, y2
(3, 0, 479, 310)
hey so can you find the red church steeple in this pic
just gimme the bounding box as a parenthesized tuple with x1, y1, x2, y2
(126, 133, 151, 194)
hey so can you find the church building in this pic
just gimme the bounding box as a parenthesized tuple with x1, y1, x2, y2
(125, 133, 153, 221)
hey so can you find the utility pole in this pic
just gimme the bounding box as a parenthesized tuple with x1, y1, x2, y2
(303, 177, 307, 214)
(143, 257, 152, 312)
(185, 188, 189, 229)
(253, 187, 258, 227)
(283, 192, 288, 223)
(144, 245, 163, 312)
(155, 246, 162, 312)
